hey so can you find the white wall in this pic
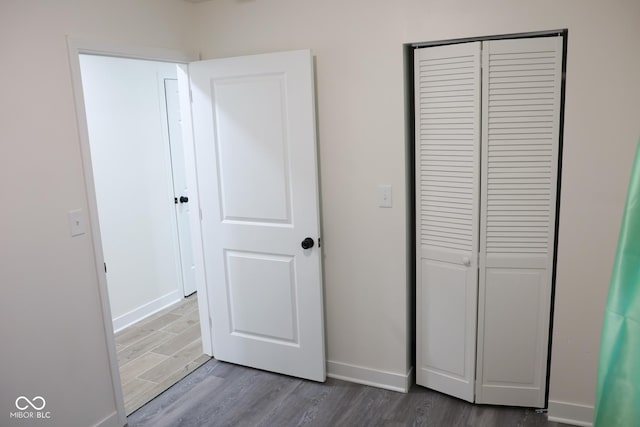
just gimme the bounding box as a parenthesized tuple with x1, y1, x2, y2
(0, 1, 193, 426)
(2, 0, 639, 425)
(80, 55, 182, 329)
(191, 0, 640, 422)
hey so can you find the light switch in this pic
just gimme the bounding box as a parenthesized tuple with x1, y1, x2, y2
(68, 209, 85, 237)
(377, 185, 392, 208)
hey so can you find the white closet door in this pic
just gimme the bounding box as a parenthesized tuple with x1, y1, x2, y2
(476, 36, 563, 407)
(415, 41, 481, 402)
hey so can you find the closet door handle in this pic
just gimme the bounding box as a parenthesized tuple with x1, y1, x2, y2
(462, 256, 471, 266)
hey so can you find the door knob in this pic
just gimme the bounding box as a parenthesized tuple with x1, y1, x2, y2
(301, 237, 315, 250)
(462, 256, 471, 266)
(179, 196, 189, 203)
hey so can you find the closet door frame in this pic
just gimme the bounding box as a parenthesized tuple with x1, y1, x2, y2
(406, 29, 568, 408)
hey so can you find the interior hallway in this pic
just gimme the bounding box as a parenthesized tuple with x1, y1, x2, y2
(115, 295, 209, 414)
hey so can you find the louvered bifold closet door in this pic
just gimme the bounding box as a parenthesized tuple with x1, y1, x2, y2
(415, 41, 481, 403)
(476, 36, 563, 407)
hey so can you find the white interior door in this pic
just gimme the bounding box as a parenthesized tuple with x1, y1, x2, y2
(415, 42, 481, 402)
(164, 78, 198, 297)
(476, 36, 563, 407)
(189, 50, 325, 381)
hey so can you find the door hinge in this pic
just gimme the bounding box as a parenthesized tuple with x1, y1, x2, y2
(199, 208, 203, 221)
(189, 88, 193, 103)
(318, 237, 321, 248)
(104, 262, 107, 274)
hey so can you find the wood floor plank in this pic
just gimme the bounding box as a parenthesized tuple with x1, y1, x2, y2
(116, 311, 181, 348)
(127, 354, 211, 415)
(169, 296, 197, 316)
(161, 308, 199, 334)
(120, 352, 168, 385)
(121, 378, 156, 407)
(138, 312, 181, 332)
(116, 295, 207, 416)
(139, 339, 204, 383)
(382, 385, 438, 426)
(118, 330, 174, 365)
(214, 369, 302, 427)
(128, 360, 229, 423)
(257, 378, 352, 426)
(301, 379, 378, 426)
(153, 354, 211, 391)
(128, 359, 572, 427)
(115, 324, 155, 348)
(151, 323, 201, 356)
(130, 374, 226, 426)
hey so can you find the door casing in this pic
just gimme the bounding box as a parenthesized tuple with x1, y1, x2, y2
(406, 29, 567, 408)
(67, 37, 208, 426)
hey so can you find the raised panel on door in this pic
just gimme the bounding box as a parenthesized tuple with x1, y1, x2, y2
(476, 36, 563, 407)
(224, 251, 298, 343)
(214, 74, 292, 224)
(189, 50, 325, 382)
(415, 41, 481, 402)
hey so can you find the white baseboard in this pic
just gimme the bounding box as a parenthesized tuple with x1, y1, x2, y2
(327, 360, 413, 393)
(112, 290, 182, 332)
(547, 400, 594, 427)
(94, 411, 120, 427)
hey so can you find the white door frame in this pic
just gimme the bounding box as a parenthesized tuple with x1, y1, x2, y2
(66, 36, 210, 426)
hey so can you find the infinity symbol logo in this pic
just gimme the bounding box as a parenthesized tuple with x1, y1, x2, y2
(15, 396, 46, 411)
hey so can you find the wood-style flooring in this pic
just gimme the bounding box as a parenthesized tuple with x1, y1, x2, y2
(115, 294, 209, 415)
(128, 358, 571, 427)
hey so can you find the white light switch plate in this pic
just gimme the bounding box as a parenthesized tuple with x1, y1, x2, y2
(377, 185, 392, 208)
(68, 209, 85, 237)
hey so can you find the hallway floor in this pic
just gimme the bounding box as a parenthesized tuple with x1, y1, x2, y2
(115, 294, 209, 414)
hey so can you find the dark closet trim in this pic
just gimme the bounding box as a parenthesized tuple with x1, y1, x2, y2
(410, 29, 566, 49)
(404, 29, 568, 409)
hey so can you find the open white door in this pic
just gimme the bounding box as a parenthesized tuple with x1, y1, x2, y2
(164, 78, 198, 297)
(189, 50, 325, 381)
(415, 41, 481, 402)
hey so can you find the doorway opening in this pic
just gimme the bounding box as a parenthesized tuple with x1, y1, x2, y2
(69, 40, 326, 424)
(78, 53, 209, 415)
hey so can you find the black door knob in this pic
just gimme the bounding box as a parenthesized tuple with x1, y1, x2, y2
(179, 196, 189, 203)
(301, 237, 315, 250)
